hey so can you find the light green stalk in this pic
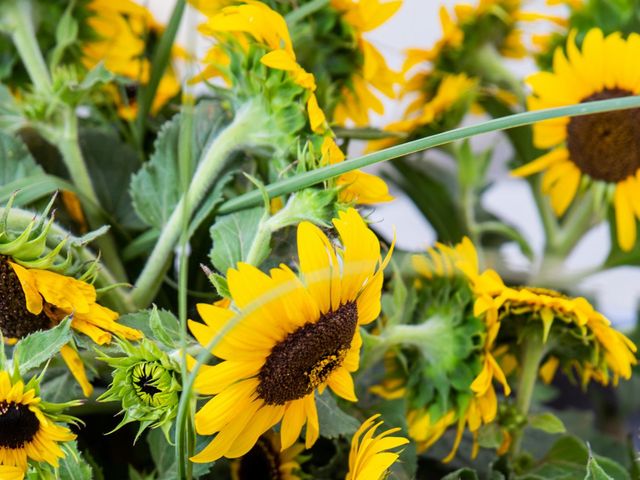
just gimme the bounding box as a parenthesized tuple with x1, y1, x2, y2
(132, 102, 262, 309)
(217, 96, 640, 215)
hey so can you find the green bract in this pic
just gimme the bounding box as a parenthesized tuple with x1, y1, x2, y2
(98, 338, 181, 441)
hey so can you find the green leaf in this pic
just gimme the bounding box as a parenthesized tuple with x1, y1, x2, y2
(79, 128, 145, 231)
(14, 317, 72, 375)
(209, 207, 268, 274)
(478, 422, 505, 449)
(585, 450, 614, 480)
(147, 428, 211, 479)
(130, 100, 229, 229)
(315, 390, 360, 439)
(0, 85, 25, 132)
(149, 306, 181, 349)
(442, 468, 481, 480)
(58, 441, 93, 480)
(50, 5, 78, 69)
(78, 63, 113, 91)
(519, 436, 630, 480)
(0, 130, 45, 190)
(529, 412, 566, 435)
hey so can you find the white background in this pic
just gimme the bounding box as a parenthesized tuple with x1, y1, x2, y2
(144, 0, 640, 328)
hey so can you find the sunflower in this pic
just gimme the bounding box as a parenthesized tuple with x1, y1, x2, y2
(188, 208, 393, 462)
(452, 237, 637, 385)
(0, 371, 76, 474)
(321, 136, 393, 205)
(230, 431, 305, 480)
(329, 0, 403, 126)
(346, 414, 409, 480)
(0, 256, 142, 397)
(194, 2, 392, 205)
(83, 0, 181, 119)
(512, 29, 640, 251)
(367, 73, 477, 151)
(0, 465, 24, 480)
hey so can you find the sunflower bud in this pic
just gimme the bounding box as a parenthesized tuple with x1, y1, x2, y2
(97, 339, 181, 441)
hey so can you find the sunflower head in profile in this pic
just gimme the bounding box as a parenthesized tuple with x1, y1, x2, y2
(0, 371, 77, 476)
(398, 239, 511, 461)
(188, 208, 393, 462)
(230, 430, 306, 480)
(0, 204, 143, 397)
(367, 72, 477, 152)
(513, 28, 640, 252)
(345, 414, 409, 480)
(192, 1, 392, 205)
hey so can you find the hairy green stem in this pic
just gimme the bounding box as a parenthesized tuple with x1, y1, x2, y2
(218, 96, 640, 215)
(6, 0, 52, 91)
(57, 110, 129, 284)
(285, 0, 330, 25)
(510, 330, 546, 456)
(132, 103, 260, 309)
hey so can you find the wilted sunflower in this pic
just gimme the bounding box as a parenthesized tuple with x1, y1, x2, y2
(513, 28, 640, 251)
(346, 414, 409, 480)
(452, 236, 637, 384)
(0, 371, 76, 474)
(230, 431, 305, 480)
(403, 239, 513, 461)
(0, 210, 143, 397)
(188, 208, 393, 462)
(1, 258, 142, 397)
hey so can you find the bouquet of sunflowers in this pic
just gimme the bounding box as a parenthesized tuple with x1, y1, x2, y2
(1, 0, 640, 478)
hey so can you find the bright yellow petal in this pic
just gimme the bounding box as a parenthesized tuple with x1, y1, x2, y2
(7, 262, 43, 314)
(60, 344, 93, 397)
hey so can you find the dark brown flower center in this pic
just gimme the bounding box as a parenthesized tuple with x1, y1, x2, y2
(566, 88, 640, 182)
(0, 256, 52, 339)
(257, 301, 358, 405)
(236, 436, 282, 480)
(0, 401, 40, 449)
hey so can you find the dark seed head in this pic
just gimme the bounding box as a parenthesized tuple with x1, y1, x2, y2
(0, 401, 40, 449)
(0, 257, 52, 339)
(567, 88, 640, 182)
(257, 302, 358, 405)
(236, 436, 282, 480)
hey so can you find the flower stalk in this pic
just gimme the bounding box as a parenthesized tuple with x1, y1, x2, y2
(57, 109, 129, 284)
(132, 101, 264, 309)
(217, 96, 640, 215)
(510, 328, 547, 456)
(5, 0, 52, 92)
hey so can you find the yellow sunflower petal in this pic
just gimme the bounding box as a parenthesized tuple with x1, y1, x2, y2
(7, 262, 43, 315)
(614, 181, 637, 251)
(60, 344, 93, 397)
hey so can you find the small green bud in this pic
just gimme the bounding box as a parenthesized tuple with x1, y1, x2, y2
(97, 339, 181, 442)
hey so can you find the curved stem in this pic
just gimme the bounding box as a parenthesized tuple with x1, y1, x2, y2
(7, 0, 52, 92)
(510, 330, 547, 456)
(132, 102, 260, 309)
(57, 110, 129, 284)
(217, 96, 640, 215)
(285, 0, 330, 26)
